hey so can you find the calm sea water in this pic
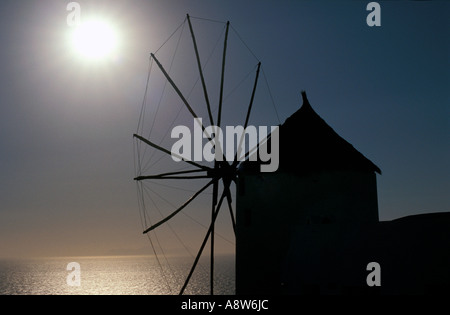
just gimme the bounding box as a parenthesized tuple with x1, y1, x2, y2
(0, 255, 235, 295)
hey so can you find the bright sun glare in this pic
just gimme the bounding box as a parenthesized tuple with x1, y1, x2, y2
(71, 19, 118, 60)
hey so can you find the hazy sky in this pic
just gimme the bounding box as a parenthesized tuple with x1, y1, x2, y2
(0, 0, 448, 258)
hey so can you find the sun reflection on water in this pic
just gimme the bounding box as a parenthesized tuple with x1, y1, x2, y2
(0, 255, 235, 295)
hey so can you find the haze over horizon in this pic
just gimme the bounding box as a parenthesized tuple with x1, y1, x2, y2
(0, 0, 448, 259)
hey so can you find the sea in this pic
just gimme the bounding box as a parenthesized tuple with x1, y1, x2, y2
(0, 254, 235, 295)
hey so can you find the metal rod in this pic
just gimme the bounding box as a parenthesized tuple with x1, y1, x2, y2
(135, 175, 211, 180)
(187, 14, 214, 126)
(216, 21, 230, 128)
(133, 133, 212, 171)
(142, 179, 216, 234)
(210, 162, 220, 295)
(135, 169, 209, 181)
(225, 187, 236, 236)
(210, 177, 219, 295)
(233, 62, 261, 166)
(149, 54, 229, 163)
(150, 53, 201, 122)
(151, 53, 222, 155)
(238, 132, 271, 167)
(179, 186, 227, 295)
(136, 169, 205, 178)
(243, 62, 261, 129)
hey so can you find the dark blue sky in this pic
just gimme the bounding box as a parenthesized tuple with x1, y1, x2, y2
(0, 0, 448, 258)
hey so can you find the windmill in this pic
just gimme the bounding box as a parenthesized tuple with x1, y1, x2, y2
(133, 14, 277, 295)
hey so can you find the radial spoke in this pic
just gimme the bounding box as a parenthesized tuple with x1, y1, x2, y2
(225, 186, 236, 235)
(135, 169, 210, 181)
(216, 21, 230, 128)
(138, 169, 205, 177)
(144, 54, 230, 162)
(233, 62, 261, 167)
(210, 177, 219, 295)
(242, 62, 261, 130)
(135, 175, 211, 180)
(142, 179, 216, 234)
(179, 186, 228, 295)
(187, 14, 214, 126)
(150, 53, 217, 144)
(150, 53, 202, 122)
(134, 133, 212, 172)
(235, 127, 274, 169)
(137, 175, 211, 180)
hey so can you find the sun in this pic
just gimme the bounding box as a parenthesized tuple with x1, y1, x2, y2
(71, 19, 118, 60)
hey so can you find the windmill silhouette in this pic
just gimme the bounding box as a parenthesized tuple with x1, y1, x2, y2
(133, 14, 267, 295)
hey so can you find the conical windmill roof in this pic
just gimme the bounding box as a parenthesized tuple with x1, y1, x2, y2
(240, 91, 381, 175)
(278, 91, 381, 174)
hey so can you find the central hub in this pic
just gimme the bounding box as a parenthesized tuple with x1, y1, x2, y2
(207, 161, 236, 181)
